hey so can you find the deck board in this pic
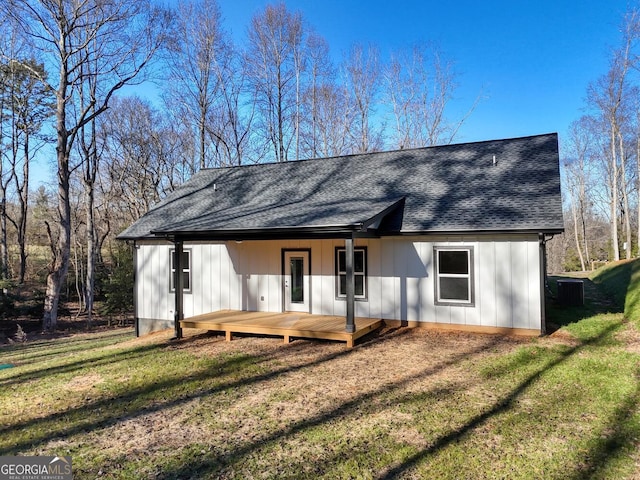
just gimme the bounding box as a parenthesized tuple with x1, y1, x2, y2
(180, 310, 382, 347)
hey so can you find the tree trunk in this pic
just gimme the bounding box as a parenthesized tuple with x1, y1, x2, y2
(571, 200, 586, 271)
(199, 108, 206, 170)
(85, 181, 96, 328)
(579, 181, 590, 265)
(619, 133, 632, 259)
(0, 99, 7, 290)
(637, 134, 640, 256)
(277, 68, 285, 162)
(43, 70, 71, 332)
(0, 195, 8, 289)
(17, 134, 30, 284)
(73, 231, 84, 315)
(610, 125, 620, 261)
(295, 52, 300, 161)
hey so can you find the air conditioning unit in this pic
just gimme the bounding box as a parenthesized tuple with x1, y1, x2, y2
(557, 279, 584, 306)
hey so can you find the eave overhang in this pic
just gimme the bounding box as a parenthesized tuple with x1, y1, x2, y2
(119, 197, 409, 242)
(150, 224, 366, 242)
(393, 227, 565, 237)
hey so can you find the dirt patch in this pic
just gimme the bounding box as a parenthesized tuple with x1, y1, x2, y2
(615, 322, 640, 354)
(548, 328, 580, 345)
(389, 426, 427, 447)
(66, 373, 105, 392)
(95, 406, 211, 455)
(104, 328, 173, 350)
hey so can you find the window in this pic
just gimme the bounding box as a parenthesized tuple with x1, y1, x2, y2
(170, 249, 191, 292)
(434, 247, 474, 306)
(335, 247, 367, 299)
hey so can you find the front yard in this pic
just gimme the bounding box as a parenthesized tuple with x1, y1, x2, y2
(1, 264, 640, 478)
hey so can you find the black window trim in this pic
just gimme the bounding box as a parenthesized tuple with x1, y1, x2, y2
(335, 246, 368, 301)
(433, 246, 475, 307)
(170, 248, 193, 294)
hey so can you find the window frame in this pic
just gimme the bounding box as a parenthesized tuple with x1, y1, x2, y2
(335, 246, 368, 301)
(170, 248, 192, 294)
(434, 246, 474, 307)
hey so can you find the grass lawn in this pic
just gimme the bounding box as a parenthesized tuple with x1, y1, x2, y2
(2, 264, 640, 479)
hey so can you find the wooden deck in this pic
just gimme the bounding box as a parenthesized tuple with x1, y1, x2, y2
(180, 310, 383, 348)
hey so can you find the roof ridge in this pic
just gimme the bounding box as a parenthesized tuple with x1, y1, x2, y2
(200, 133, 559, 173)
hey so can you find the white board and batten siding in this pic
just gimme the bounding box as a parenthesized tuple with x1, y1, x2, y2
(135, 234, 542, 334)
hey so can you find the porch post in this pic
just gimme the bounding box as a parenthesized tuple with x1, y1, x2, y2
(538, 233, 547, 335)
(132, 242, 139, 337)
(345, 235, 356, 333)
(174, 239, 184, 339)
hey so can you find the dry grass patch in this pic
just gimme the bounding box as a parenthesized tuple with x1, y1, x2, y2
(616, 321, 640, 354)
(65, 373, 104, 391)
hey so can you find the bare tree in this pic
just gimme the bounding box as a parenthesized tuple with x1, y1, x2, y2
(246, 2, 304, 162)
(101, 96, 185, 224)
(587, 47, 631, 261)
(384, 45, 479, 148)
(76, 43, 100, 326)
(636, 108, 640, 253)
(342, 44, 383, 153)
(0, 16, 21, 290)
(165, 0, 229, 170)
(303, 83, 352, 158)
(300, 32, 334, 158)
(0, 83, 11, 288)
(1, 59, 54, 284)
(565, 117, 598, 270)
(2, 0, 170, 331)
(617, 124, 634, 259)
(205, 38, 256, 166)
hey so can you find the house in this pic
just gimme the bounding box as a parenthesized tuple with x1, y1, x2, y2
(117, 133, 563, 343)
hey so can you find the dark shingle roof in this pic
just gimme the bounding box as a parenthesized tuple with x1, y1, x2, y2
(117, 133, 564, 240)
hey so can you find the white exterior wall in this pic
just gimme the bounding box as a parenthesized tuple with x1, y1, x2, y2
(135, 234, 542, 332)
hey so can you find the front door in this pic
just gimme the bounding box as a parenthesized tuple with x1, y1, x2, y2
(283, 251, 310, 313)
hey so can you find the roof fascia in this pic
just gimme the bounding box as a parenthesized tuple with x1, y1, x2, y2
(389, 228, 565, 237)
(119, 226, 564, 242)
(150, 224, 362, 242)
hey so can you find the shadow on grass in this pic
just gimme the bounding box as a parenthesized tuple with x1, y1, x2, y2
(0, 327, 414, 456)
(623, 260, 640, 325)
(0, 330, 134, 364)
(0, 337, 166, 388)
(3, 315, 638, 478)
(565, 366, 640, 480)
(591, 260, 634, 310)
(376, 318, 629, 479)
(153, 333, 505, 479)
(153, 317, 634, 479)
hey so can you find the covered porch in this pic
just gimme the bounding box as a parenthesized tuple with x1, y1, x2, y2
(180, 310, 384, 348)
(164, 199, 406, 346)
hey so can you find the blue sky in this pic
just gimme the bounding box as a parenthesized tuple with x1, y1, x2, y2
(30, 0, 630, 187)
(220, 0, 628, 147)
